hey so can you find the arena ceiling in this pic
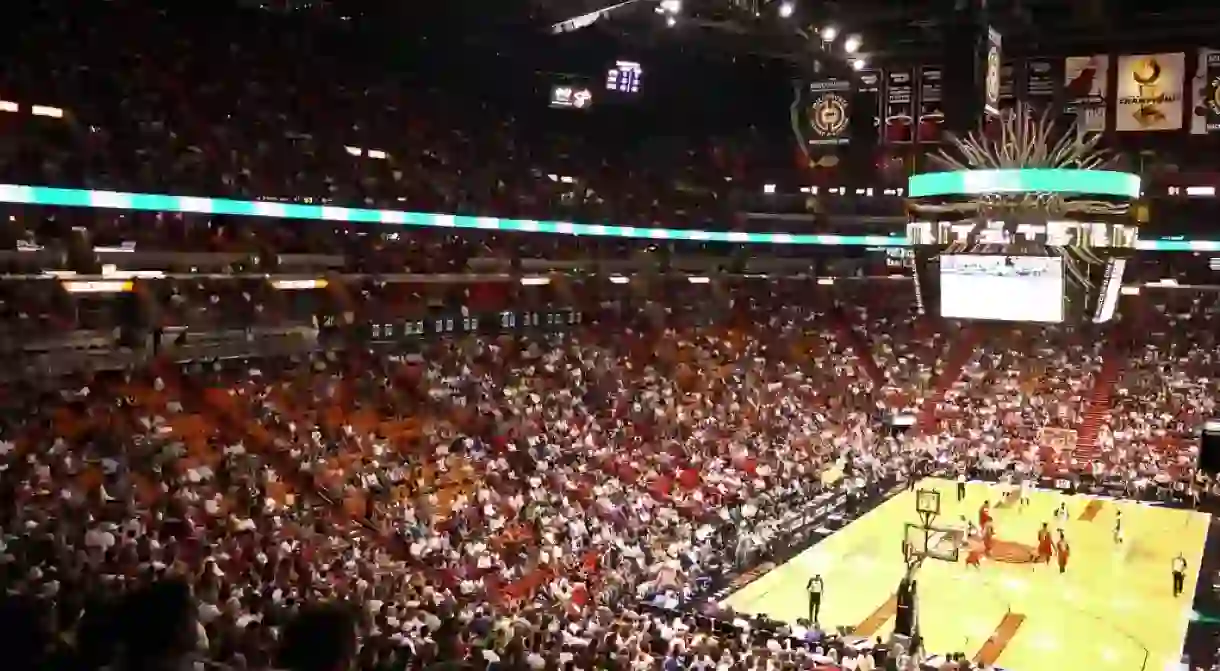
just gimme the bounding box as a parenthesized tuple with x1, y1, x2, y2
(527, 0, 1220, 62)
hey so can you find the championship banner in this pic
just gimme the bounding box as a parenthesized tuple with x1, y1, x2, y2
(1115, 52, 1186, 132)
(1193, 50, 1220, 134)
(917, 66, 944, 143)
(1064, 55, 1110, 133)
(984, 27, 1002, 117)
(1024, 58, 1060, 109)
(999, 61, 1017, 109)
(884, 69, 915, 143)
(805, 79, 853, 145)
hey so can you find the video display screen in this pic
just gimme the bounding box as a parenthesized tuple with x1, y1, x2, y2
(550, 85, 594, 109)
(940, 255, 1064, 322)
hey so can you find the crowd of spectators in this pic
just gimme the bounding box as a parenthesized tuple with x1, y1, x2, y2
(923, 324, 1105, 478)
(1, 269, 1216, 670)
(2, 3, 1220, 671)
(0, 313, 943, 671)
(1098, 290, 1218, 491)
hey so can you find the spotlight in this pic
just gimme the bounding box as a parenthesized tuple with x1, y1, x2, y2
(666, 14, 676, 26)
(843, 34, 862, 53)
(851, 58, 866, 71)
(660, 0, 681, 14)
(778, 2, 794, 18)
(820, 25, 837, 41)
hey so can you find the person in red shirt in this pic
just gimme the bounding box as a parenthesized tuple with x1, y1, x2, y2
(979, 500, 992, 529)
(982, 521, 995, 556)
(1037, 523, 1054, 565)
(1056, 531, 1071, 574)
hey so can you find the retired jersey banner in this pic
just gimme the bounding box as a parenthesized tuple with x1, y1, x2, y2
(805, 79, 852, 145)
(857, 69, 884, 135)
(917, 66, 944, 143)
(884, 69, 915, 143)
(1024, 58, 1060, 108)
(1194, 50, 1220, 134)
(1116, 53, 1186, 132)
(999, 61, 1017, 109)
(1064, 55, 1109, 133)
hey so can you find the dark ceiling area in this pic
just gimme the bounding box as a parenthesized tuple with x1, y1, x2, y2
(523, 0, 1220, 62)
(227, 0, 1220, 64)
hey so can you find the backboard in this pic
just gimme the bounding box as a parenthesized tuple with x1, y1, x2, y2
(904, 522, 963, 563)
(915, 488, 941, 517)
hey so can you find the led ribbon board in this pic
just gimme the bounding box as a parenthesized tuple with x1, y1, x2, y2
(0, 184, 904, 248)
(0, 183, 1212, 251)
(908, 169, 1142, 199)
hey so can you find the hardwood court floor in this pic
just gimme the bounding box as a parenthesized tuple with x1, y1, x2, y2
(722, 479, 1209, 671)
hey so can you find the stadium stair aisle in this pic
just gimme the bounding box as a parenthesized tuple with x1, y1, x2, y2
(917, 325, 980, 433)
(832, 305, 888, 389)
(1072, 341, 1125, 463)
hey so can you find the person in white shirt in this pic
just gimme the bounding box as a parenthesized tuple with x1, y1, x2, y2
(1172, 552, 1188, 596)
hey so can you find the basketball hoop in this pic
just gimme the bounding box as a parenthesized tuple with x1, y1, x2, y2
(915, 488, 941, 528)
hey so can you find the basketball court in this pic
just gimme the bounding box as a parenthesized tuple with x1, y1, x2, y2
(722, 478, 1209, 671)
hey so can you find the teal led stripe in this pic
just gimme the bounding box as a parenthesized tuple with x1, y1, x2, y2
(908, 169, 1141, 199)
(0, 184, 910, 248)
(3, 184, 1215, 251)
(1136, 239, 1220, 252)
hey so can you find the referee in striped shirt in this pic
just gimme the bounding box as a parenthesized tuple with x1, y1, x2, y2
(1172, 553, 1187, 597)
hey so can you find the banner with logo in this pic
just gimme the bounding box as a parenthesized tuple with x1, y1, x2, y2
(1064, 55, 1110, 133)
(984, 27, 1003, 116)
(1116, 53, 1186, 132)
(917, 66, 944, 142)
(884, 69, 915, 143)
(805, 79, 852, 145)
(1192, 49, 1220, 134)
(1025, 58, 1060, 109)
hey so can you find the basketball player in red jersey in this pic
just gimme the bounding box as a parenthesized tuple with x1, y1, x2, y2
(965, 538, 984, 568)
(1037, 523, 1054, 565)
(1056, 531, 1071, 574)
(982, 520, 996, 557)
(979, 500, 992, 529)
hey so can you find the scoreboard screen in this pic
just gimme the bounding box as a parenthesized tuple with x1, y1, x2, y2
(940, 255, 1064, 323)
(605, 60, 642, 94)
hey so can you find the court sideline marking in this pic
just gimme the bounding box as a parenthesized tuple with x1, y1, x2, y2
(973, 613, 1026, 666)
(1078, 499, 1105, 522)
(853, 595, 898, 636)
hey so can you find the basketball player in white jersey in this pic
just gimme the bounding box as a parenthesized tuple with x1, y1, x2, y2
(1113, 510, 1124, 545)
(1055, 501, 1070, 530)
(1018, 476, 1031, 508)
